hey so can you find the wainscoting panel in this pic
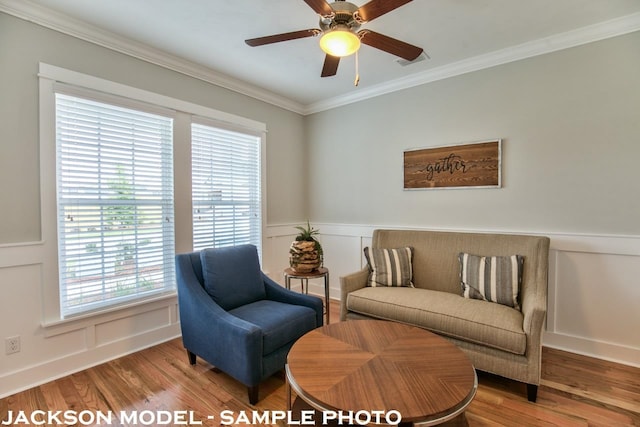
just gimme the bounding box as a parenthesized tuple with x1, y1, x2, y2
(0, 262, 44, 373)
(0, 242, 181, 399)
(555, 251, 639, 347)
(2, 225, 637, 398)
(266, 224, 640, 367)
(546, 247, 640, 366)
(264, 226, 366, 298)
(95, 306, 174, 347)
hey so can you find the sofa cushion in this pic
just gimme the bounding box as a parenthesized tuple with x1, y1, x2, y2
(346, 287, 526, 355)
(459, 253, 523, 310)
(364, 247, 414, 287)
(229, 300, 317, 355)
(200, 245, 266, 310)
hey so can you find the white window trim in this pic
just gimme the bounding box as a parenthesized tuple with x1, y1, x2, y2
(191, 119, 263, 256)
(39, 63, 267, 326)
(54, 90, 177, 317)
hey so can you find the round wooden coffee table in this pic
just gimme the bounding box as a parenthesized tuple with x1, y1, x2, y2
(286, 320, 477, 426)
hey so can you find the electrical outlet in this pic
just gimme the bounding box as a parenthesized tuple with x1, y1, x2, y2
(5, 336, 20, 355)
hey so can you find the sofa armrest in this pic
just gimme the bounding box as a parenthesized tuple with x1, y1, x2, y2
(520, 237, 550, 337)
(522, 293, 546, 337)
(519, 288, 547, 385)
(339, 267, 369, 321)
(518, 237, 550, 384)
(521, 267, 548, 347)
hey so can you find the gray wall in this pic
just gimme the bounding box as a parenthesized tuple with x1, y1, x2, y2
(305, 31, 640, 236)
(0, 12, 307, 244)
(0, 11, 308, 397)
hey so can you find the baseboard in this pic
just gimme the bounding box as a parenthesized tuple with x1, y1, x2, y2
(543, 331, 640, 369)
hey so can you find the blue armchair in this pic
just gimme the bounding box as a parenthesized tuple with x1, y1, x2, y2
(175, 244, 323, 404)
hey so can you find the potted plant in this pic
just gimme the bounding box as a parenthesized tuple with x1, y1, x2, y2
(289, 220, 323, 273)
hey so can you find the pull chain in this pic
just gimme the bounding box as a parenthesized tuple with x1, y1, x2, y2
(354, 50, 360, 86)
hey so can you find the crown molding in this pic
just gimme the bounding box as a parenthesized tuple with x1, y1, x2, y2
(2, 0, 639, 116)
(303, 11, 640, 115)
(0, 0, 307, 115)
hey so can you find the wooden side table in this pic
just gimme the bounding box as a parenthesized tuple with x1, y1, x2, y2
(284, 267, 330, 324)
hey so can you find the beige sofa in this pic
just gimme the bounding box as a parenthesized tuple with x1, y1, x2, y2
(340, 229, 550, 402)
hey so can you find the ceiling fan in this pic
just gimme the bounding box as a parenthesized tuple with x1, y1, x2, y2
(245, 0, 423, 79)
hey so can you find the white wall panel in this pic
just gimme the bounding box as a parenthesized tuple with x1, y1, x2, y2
(95, 307, 173, 347)
(554, 252, 639, 347)
(0, 243, 180, 399)
(546, 249, 640, 364)
(265, 228, 365, 298)
(0, 262, 48, 373)
(289, 223, 640, 368)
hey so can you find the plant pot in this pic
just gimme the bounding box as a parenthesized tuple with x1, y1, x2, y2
(289, 240, 322, 273)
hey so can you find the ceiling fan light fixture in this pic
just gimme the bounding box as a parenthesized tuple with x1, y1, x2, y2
(319, 27, 361, 57)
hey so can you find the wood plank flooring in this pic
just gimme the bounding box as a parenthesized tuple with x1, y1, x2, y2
(1, 300, 639, 426)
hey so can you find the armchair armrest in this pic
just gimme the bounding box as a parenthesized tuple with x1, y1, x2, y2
(339, 267, 369, 321)
(263, 274, 324, 326)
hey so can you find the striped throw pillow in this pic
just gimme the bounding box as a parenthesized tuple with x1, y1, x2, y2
(364, 247, 414, 287)
(459, 253, 524, 310)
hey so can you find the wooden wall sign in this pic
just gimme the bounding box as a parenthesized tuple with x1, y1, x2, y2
(404, 140, 501, 189)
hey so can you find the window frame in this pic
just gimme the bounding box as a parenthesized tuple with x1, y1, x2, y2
(39, 63, 267, 326)
(191, 117, 263, 256)
(54, 90, 177, 317)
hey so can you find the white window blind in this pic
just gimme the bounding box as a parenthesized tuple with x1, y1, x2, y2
(191, 123, 262, 253)
(55, 92, 175, 317)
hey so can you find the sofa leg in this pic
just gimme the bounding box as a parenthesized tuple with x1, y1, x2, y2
(527, 384, 538, 402)
(248, 385, 259, 405)
(187, 350, 196, 365)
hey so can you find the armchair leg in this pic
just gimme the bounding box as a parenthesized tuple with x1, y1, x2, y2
(187, 350, 196, 365)
(527, 384, 538, 402)
(248, 385, 259, 405)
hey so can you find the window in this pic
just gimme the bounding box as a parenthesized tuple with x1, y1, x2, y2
(191, 122, 262, 253)
(40, 63, 267, 323)
(55, 92, 175, 317)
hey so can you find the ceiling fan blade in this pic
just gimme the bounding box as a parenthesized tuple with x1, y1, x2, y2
(321, 54, 340, 77)
(359, 30, 423, 61)
(356, 0, 412, 22)
(303, 0, 333, 16)
(245, 29, 319, 47)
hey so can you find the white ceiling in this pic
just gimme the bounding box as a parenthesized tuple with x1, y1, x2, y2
(5, 0, 640, 113)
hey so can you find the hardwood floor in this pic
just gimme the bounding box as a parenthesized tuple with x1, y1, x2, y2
(1, 300, 638, 426)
